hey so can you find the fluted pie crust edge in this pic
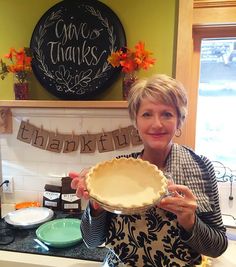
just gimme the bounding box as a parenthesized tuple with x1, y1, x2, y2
(86, 158, 168, 214)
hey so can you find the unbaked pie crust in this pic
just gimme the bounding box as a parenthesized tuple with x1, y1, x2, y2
(86, 157, 168, 214)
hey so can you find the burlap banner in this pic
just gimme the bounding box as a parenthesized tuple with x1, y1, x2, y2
(17, 121, 143, 153)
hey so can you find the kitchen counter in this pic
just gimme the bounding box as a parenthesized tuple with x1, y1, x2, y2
(0, 211, 108, 264)
(0, 251, 105, 267)
(1, 210, 236, 266)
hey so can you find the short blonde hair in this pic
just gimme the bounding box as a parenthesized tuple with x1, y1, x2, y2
(128, 74, 188, 128)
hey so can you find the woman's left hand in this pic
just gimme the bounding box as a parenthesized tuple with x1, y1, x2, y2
(158, 184, 197, 232)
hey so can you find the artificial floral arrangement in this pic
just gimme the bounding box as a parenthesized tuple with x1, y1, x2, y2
(108, 41, 155, 73)
(0, 47, 32, 84)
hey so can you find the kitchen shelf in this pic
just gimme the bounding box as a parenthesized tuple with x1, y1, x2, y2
(0, 100, 128, 109)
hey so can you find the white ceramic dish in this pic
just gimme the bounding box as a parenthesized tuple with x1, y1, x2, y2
(4, 207, 54, 229)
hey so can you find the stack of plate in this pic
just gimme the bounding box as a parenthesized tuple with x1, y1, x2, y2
(36, 218, 82, 248)
(4, 207, 54, 229)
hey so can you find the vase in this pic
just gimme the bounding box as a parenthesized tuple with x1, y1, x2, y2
(13, 73, 29, 100)
(14, 82, 29, 100)
(122, 72, 137, 100)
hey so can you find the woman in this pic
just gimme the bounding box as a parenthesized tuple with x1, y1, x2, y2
(70, 74, 228, 266)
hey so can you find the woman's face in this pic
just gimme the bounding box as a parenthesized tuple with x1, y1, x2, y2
(136, 98, 178, 153)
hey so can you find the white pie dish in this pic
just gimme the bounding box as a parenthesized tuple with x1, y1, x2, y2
(86, 157, 168, 215)
(4, 207, 54, 229)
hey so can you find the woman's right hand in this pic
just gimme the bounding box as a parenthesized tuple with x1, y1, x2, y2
(69, 169, 103, 212)
(69, 169, 90, 200)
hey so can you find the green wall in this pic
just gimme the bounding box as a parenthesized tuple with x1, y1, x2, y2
(0, 0, 177, 100)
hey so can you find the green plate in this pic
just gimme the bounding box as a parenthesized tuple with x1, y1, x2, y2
(36, 218, 82, 248)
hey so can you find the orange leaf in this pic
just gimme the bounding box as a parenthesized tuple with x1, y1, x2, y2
(107, 42, 156, 73)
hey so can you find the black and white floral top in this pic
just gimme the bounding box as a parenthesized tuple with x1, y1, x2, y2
(80, 144, 228, 267)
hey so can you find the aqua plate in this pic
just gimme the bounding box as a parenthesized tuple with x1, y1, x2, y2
(36, 218, 82, 248)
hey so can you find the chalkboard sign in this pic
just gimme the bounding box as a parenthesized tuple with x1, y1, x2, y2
(30, 0, 126, 100)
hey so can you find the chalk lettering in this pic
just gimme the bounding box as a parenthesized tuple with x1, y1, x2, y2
(55, 19, 103, 45)
(30, 1, 125, 99)
(48, 41, 106, 66)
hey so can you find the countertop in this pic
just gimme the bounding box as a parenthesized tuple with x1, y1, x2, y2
(1, 209, 236, 266)
(0, 211, 108, 263)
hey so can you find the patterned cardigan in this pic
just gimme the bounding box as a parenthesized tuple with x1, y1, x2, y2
(80, 144, 228, 266)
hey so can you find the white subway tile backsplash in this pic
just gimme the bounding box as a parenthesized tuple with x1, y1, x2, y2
(48, 117, 83, 132)
(2, 146, 52, 162)
(23, 176, 46, 191)
(1, 134, 22, 147)
(13, 190, 41, 203)
(47, 150, 81, 164)
(11, 176, 24, 191)
(1, 193, 16, 204)
(111, 117, 132, 129)
(79, 151, 116, 165)
(82, 118, 114, 133)
(3, 161, 45, 176)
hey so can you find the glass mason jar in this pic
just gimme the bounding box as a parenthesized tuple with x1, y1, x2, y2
(13, 72, 29, 100)
(122, 72, 137, 100)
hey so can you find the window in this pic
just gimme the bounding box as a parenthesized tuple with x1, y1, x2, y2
(195, 38, 236, 169)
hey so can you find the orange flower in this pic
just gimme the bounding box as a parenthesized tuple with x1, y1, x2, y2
(134, 42, 155, 69)
(108, 41, 155, 73)
(108, 51, 123, 67)
(0, 47, 32, 83)
(4, 48, 16, 60)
